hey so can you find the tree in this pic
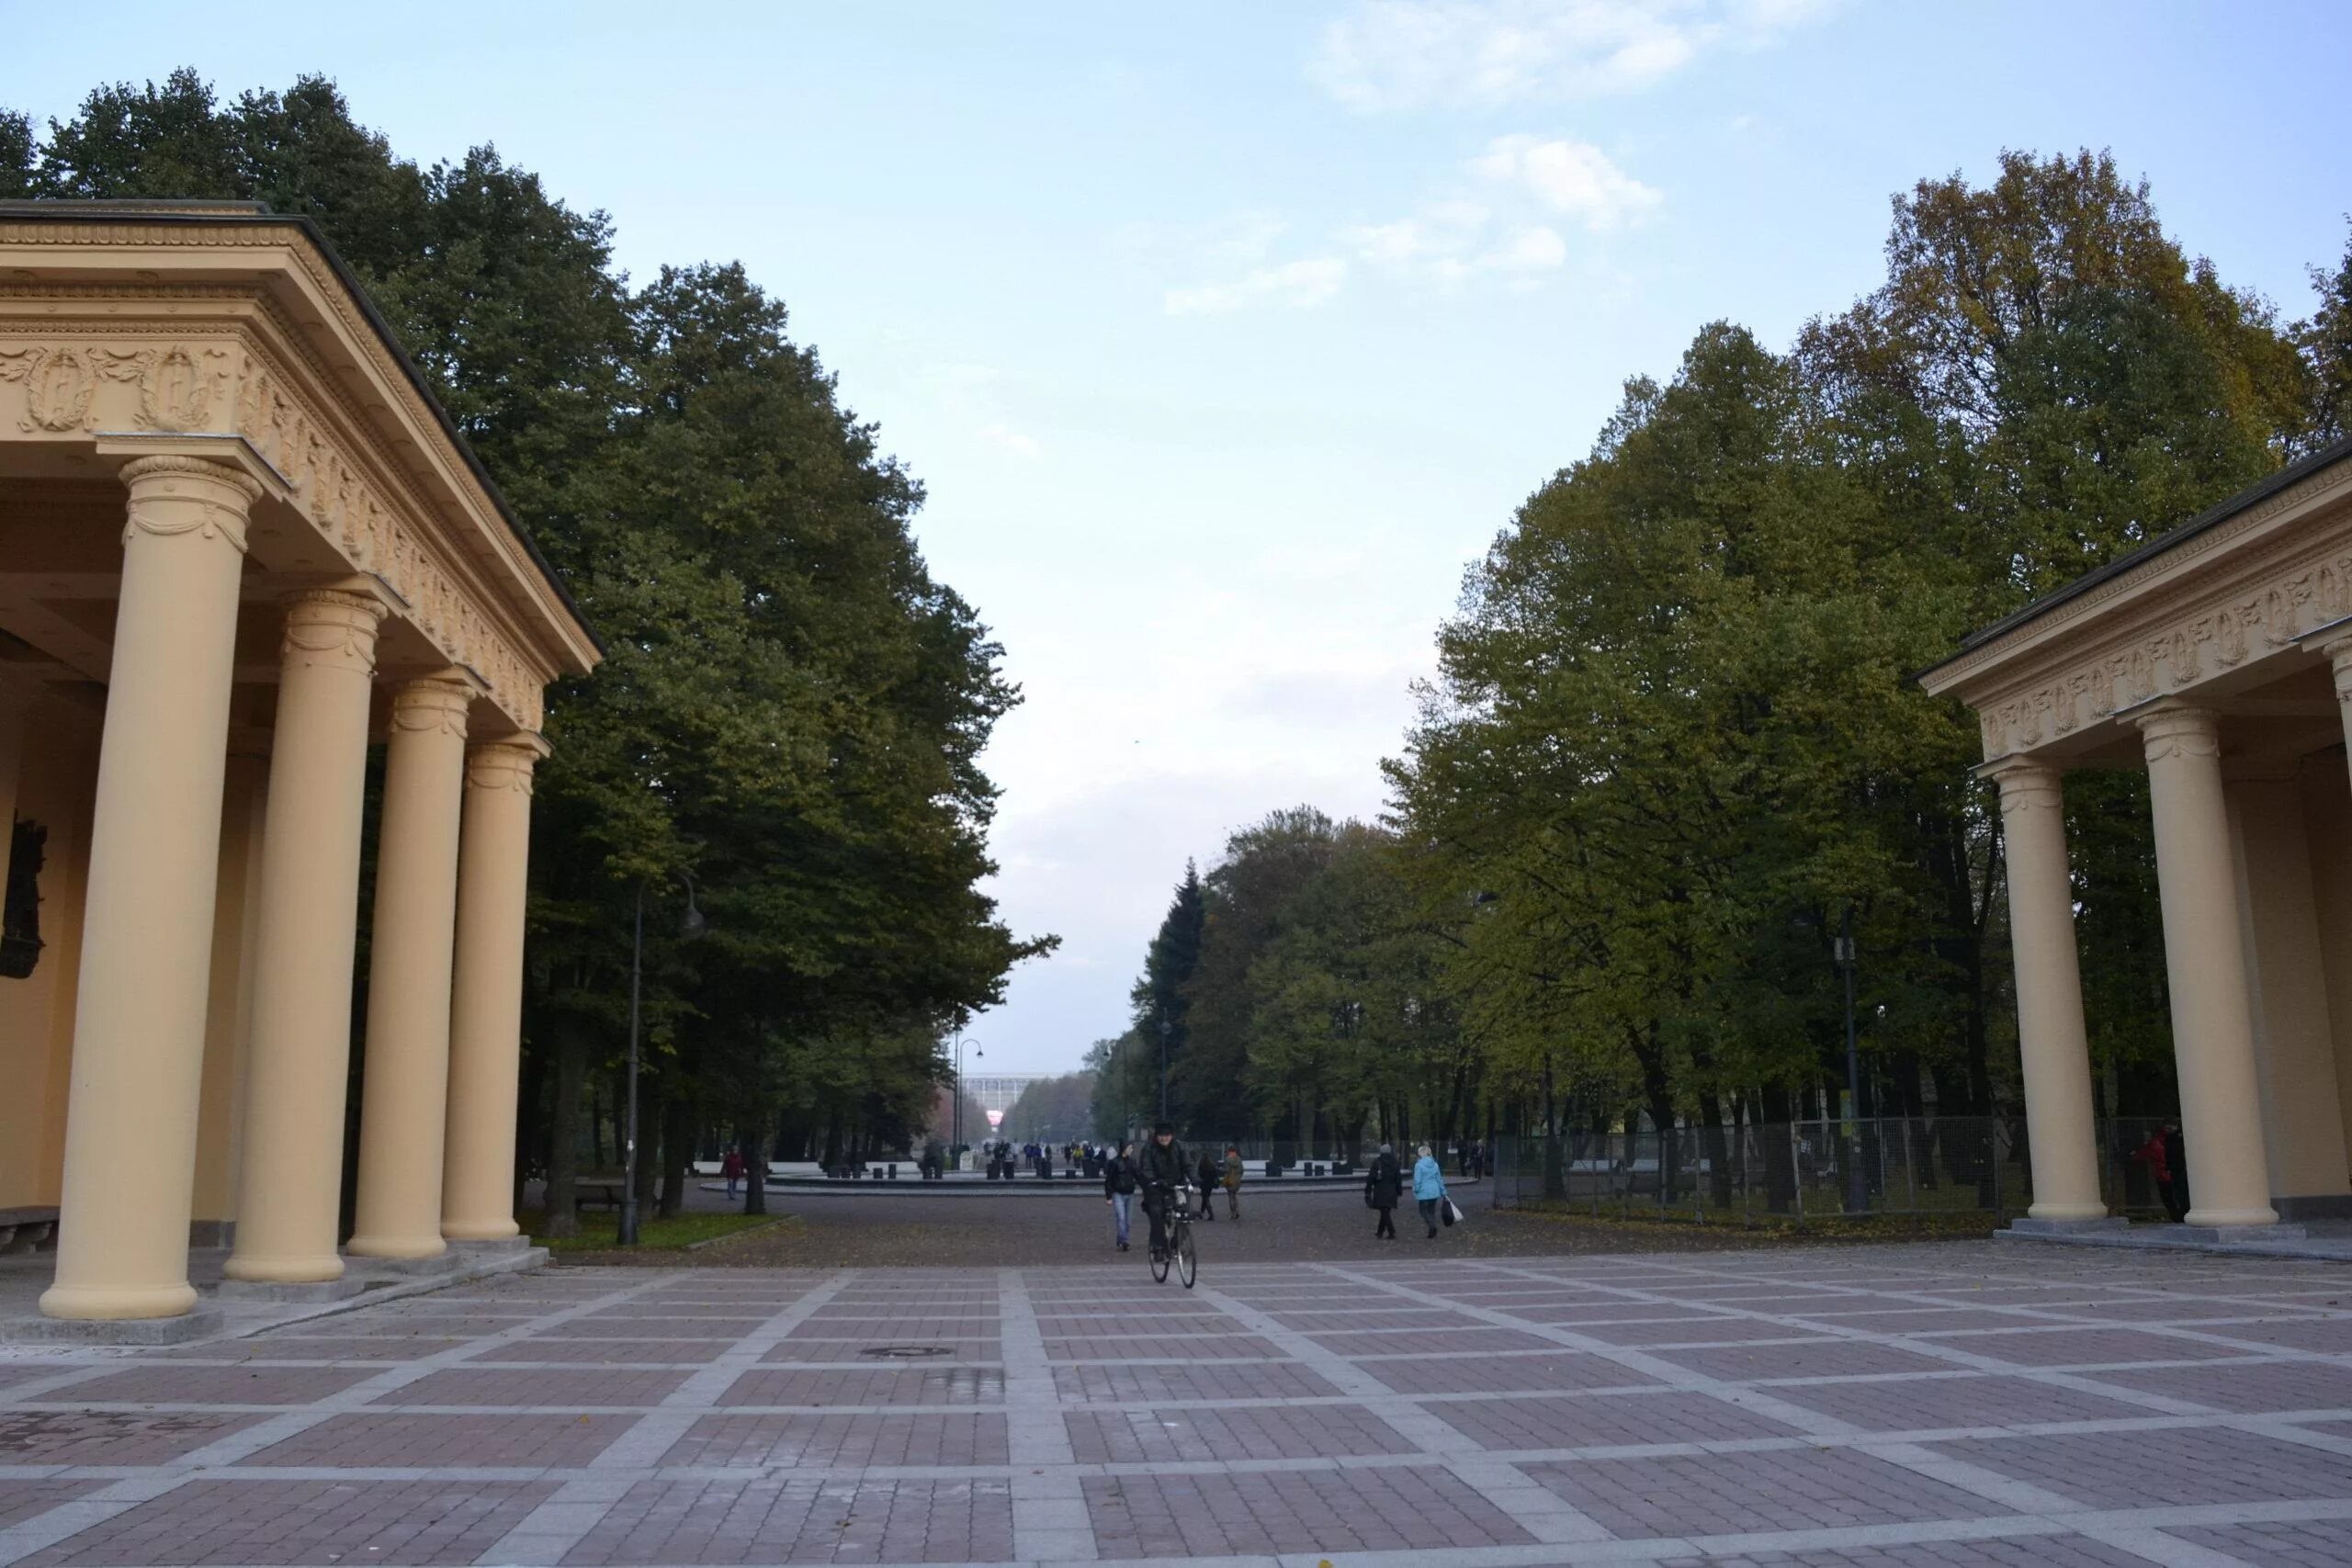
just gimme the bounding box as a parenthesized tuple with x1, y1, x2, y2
(1129, 864, 1205, 1122)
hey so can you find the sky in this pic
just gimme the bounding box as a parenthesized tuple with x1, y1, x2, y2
(8, 1, 2351, 1075)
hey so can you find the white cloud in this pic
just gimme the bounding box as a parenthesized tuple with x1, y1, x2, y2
(1309, 0, 1838, 111)
(1164, 256, 1348, 316)
(979, 423, 1042, 459)
(1474, 134, 1662, 231)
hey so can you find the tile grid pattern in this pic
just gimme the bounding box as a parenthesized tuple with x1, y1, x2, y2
(2, 1246, 2352, 1562)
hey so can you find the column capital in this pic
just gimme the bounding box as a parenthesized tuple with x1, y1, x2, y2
(1979, 756, 2065, 815)
(280, 590, 387, 678)
(119, 455, 262, 555)
(2315, 632, 2352, 705)
(464, 733, 549, 795)
(2132, 700, 2222, 763)
(389, 671, 477, 741)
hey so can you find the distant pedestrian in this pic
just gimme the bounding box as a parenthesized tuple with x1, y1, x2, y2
(1196, 1150, 1220, 1219)
(1221, 1145, 1243, 1220)
(1366, 1143, 1404, 1240)
(1413, 1144, 1449, 1238)
(720, 1145, 745, 1201)
(1105, 1141, 1139, 1251)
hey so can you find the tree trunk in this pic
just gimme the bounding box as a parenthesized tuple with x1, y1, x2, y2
(1700, 1091, 1732, 1209)
(659, 1083, 695, 1218)
(741, 1127, 767, 1215)
(632, 1076, 662, 1209)
(1760, 1083, 1797, 1213)
(544, 1021, 588, 1240)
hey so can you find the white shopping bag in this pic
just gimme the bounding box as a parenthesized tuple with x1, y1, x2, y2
(1443, 1197, 1466, 1225)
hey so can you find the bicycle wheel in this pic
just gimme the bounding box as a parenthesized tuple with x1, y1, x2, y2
(1176, 1220, 1197, 1289)
(1149, 1232, 1170, 1283)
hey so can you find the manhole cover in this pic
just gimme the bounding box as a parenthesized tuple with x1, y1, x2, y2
(858, 1345, 953, 1359)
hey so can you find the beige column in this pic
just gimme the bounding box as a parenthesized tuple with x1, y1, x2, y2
(2135, 702, 2278, 1227)
(40, 457, 259, 1320)
(441, 735, 548, 1241)
(1985, 759, 2106, 1220)
(346, 672, 473, 1258)
(223, 591, 387, 1282)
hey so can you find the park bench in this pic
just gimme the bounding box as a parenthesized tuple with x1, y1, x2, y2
(573, 1182, 623, 1213)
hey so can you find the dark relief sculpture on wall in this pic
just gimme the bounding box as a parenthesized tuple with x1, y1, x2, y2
(0, 818, 45, 979)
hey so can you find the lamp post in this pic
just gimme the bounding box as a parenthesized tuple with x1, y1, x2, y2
(951, 1034, 981, 1168)
(619, 873, 706, 1247)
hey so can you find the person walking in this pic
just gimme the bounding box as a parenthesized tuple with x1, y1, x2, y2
(1221, 1145, 1243, 1220)
(1413, 1143, 1449, 1238)
(1366, 1143, 1404, 1240)
(720, 1145, 745, 1201)
(1105, 1141, 1139, 1251)
(1194, 1149, 1220, 1220)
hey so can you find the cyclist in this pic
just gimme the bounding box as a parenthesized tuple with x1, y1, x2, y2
(1136, 1122, 1190, 1261)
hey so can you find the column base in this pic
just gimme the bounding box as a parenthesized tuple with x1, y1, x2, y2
(214, 1277, 368, 1303)
(37, 1281, 198, 1322)
(355, 1251, 465, 1278)
(446, 1235, 532, 1256)
(2007, 1215, 2127, 1235)
(345, 1235, 448, 1262)
(6, 1306, 222, 1345)
(222, 1255, 346, 1286)
(2184, 1207, 2281, 1229)
(2169, 1222, 2306, 1244)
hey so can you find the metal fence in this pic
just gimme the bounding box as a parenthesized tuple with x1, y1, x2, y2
(1488, 1116, 2177, 1226)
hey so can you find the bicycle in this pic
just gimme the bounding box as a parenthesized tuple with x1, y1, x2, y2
(1147, 1183, 1199, 1289)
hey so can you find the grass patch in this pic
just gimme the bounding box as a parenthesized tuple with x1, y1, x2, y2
(520, 1208, 782, 1253)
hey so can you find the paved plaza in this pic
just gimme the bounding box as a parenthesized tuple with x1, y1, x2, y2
(2, 1244, 2351, 1566)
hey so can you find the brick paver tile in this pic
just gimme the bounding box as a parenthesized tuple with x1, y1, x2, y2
(717, 1367, 1007, 1408)
(1649, 1539, 2159, 1566)
(1307, 1326, 1557, 1356)
(1428, 1389, 1802, 1450)
(562, 1477, 1014, 1565)
(1522, 1445, 2012, 1538)
(1577, 1317, 1833, 1347)
(191, 1337, 469, 1363)
(1083, 1464, 1533, 1557)
(0, 1481, 104, 1529)
(2078, 1358, 2352, 1413)
(1935, 1326, 2249, 1367)
(659, 1413, 1009, 1468)
(761, 1338, 1001, 1364)
(541, 1315, 767, 1339)
(0, 1409, 262, 1465)
(373, 1368, 687, 1407)
(2185, 1315, 2352, 1353)
(1774, 1308, 2036, 1334)
(19, 1478, 553, 1567)
(1265, 1309, 1482, 1331)
(2165, 1518, 2352, 1566)
(1651, 1339, 1951, 1381)
(1067, 1402, 1416, 1462)
(0, 1365, 74, 1392)
(465, 1337, 730, 1365)
(1050, 1360, 1344, 1403)
(784, 1318, 1000, 1340)
(1765, 1372, 2153, 1431)
(1042, 1334, 1283, 1360)
(42, 1366, 375, 1405)
(582, 1302, 785, 1319)
(1938, 1424, 2352, 1507)
(236, 1412, 638, 1469)
(1360, 1351, 1662, 1394)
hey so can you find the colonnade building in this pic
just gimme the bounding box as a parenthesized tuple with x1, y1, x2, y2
(0, 202, 599, 1321)
(1924, 434, 2352, 1231)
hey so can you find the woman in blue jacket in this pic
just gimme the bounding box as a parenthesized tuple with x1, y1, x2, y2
(1411, 1144, 1448, 1238)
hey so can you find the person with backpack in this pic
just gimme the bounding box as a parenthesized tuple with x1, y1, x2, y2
(1221, 1145, 1244, 1220)
(1365, 1143, 1404, 1240)
(1413, 1143, 1449, 1238)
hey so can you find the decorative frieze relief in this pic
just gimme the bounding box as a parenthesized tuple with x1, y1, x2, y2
(1979, 545, 2352, 760)
(0, 321, 546, 730)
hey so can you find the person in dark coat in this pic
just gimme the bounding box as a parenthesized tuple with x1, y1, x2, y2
(1104, 1141, 1139, 1250)
(1195, 1150, 1220, 1220)
(1364, 1143, 1404, 1240)
(2160, 1122, 2189, 1223)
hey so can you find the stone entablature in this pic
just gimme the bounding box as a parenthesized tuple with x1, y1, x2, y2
(0, 209, 598, 730)
(1923, 454, 2352, 760)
